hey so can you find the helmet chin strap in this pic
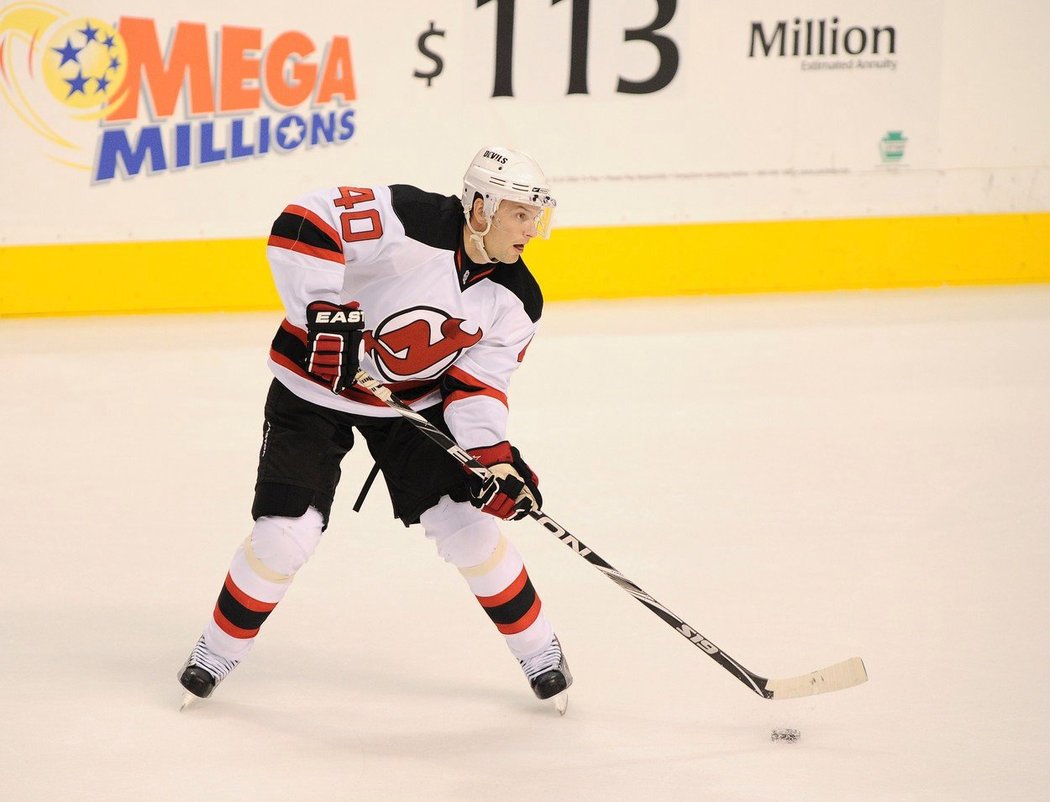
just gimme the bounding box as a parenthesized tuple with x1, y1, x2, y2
(466, 216, 499, 263)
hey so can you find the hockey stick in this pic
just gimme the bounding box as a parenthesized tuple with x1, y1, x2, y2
(352, 368, 867, 700)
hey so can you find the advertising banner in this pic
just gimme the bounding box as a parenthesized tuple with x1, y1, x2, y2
(0, 1, 1047, 312)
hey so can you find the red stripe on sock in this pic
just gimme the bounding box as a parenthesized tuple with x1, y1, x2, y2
(477, 567, 529, 608)
(223, 573, 278, 613)
(495, 595, 542, 635)
(213, 605, 260, 639)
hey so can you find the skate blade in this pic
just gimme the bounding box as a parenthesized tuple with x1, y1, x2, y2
(552, 691, 568, 716)
(179, 692, 199, 712)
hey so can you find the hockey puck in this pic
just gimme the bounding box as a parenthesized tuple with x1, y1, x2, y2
(770, 728, 801, 743)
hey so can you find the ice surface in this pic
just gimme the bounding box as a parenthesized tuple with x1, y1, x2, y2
(2, 287, 1049, 801)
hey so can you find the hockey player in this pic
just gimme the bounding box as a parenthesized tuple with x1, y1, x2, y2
(178, 146, 571, 711)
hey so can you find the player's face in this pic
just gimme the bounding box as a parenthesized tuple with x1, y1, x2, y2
(485, 201, 542, 263)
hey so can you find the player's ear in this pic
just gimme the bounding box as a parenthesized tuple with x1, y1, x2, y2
(471, 196, 486, 225)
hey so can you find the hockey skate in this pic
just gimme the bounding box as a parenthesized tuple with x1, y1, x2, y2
(177, 635, 239, 710)
(518, 635, 572, 715)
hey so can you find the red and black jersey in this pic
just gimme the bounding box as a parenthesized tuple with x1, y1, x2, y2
(265, 184, 541, 451)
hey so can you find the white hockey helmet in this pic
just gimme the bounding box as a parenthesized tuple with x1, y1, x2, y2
(461, 146, 556, 239)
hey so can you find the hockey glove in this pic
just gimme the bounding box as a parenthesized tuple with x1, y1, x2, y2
(467, 441, 542, 521)
(304, 300, 365, 394)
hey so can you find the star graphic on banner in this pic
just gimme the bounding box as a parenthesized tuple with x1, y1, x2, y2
(95, 74, 111, 94)
(78, 21, 100, 43)
(52, 38, 82, 68)
(277, 117, 306, 147)
(65, 70, 89, 98)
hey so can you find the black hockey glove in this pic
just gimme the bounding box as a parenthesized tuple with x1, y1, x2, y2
(304, 300, 365, 394)
(467, 441, 542, 521)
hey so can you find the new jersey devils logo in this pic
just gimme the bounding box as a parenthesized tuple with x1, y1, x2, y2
(363, 306, 482, 381)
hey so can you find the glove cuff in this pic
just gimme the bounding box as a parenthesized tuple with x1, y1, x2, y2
(468, 441, 514, 468)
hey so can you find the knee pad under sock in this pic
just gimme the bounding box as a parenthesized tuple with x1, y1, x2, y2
(204, 507, 325, 660)
(422, 497, 554, 659)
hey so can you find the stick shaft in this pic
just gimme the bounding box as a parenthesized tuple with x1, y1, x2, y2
(352, 369, 774, 697)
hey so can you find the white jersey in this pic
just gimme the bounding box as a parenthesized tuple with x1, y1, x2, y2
(265, 183, 542, 452)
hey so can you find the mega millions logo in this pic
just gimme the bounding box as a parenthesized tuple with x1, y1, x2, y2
(0, 5, 357, 182)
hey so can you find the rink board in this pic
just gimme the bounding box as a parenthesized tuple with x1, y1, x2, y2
(2, 211, 1048, 317)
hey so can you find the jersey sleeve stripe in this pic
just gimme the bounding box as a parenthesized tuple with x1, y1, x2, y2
(441, 365, 509, 409)
(267, 234, 345, 264)
(268, 204, 344, 262)
(282, 204, 343, 248)
(278, 317, 308, 343)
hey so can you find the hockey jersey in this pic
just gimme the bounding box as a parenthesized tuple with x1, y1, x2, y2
(265, 183, 542, 453)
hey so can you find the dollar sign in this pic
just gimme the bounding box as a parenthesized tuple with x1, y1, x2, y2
(414, 21, 445, 87)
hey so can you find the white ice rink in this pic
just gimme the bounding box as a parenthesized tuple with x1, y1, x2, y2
(2, 287, 1049, 801)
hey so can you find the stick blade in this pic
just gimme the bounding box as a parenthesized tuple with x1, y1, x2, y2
(764, 657, 868, 700)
